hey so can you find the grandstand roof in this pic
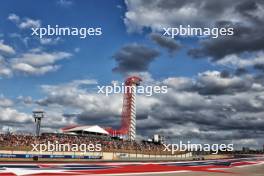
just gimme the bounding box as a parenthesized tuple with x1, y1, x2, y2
(62, 125, 109, 135)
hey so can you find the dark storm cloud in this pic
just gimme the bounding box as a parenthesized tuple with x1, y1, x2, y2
(112, 43, 160, 74)
(188, 23, 264, 60)
(137, 93, 264, 144)
(136, 113, 149, 120)
(254, 64, 264, 72)
(125, 0, 264, 61)
(76, 111, 120, 128)
(194, 78, 252, 95)
(220, 70, 230, 78)
(163, 71, 254, 95)
(179, 130, 264, 142)
(255, 74, 264, 85)
(150, 33, 181, 55)
(235, 68, 248, 76)
(62, 113, 78, 118)
(188, 0, 264, 60)
(236, 1, 258, 12)
(235, 1, 264, 24)
(147, 0, 194, 9)
(133, 70, 264, 146)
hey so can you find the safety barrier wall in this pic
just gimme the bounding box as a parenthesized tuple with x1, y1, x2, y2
(0, 150, 192, 160)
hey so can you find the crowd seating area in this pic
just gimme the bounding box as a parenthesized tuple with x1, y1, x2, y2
(0, 133, 173, 155)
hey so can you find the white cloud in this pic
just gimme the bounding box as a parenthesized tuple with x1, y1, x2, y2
(9, 33, 30, 46)
(197, 70, 243, 88)
(12, 63, 60, 75)
(0, 56, 13, 77)
(74, 47, 80, 53)
(19, 18, 41, 29)
(12, 51, 72, 66)
(217, 52, 264, 68)
(163, 77, 193, 90)
(10, 50, 72, 75)
(0, 67, 12, 77)
(0, 107, 31, 123)
(0, 40, 15, 55)
(0, 95, 13, 107)
(0, 49, 72, 77)
(7, 13, 20, 23)
(39, 79, 123, 116)
(124, 0, 247, 33)
(40, 37, 60, 45)
(7, 13, 41, 29)
(17, 96, 33, 105)
(57, 0, 73, 7)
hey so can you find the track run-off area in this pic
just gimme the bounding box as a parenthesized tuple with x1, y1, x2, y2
(0, 156, 263, 176)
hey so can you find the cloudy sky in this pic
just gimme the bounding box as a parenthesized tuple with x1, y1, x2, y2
(0, 0, 264, 149)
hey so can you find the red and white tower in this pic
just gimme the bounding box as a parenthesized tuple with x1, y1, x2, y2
(121, 76, 141, 140)
(105, 76, 142, 141)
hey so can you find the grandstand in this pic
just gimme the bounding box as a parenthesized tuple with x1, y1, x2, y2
(0, 132, 192, 161)
(0, 132, 169, 154)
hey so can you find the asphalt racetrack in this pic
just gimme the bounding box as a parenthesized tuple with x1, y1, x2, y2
(0, 156, 263, 176)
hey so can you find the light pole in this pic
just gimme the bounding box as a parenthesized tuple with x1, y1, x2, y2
(32, 111, 44, 136)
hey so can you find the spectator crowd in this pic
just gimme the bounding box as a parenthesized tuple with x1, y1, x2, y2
(0, 133, 167, 154)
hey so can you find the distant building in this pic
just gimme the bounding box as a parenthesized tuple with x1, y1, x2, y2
(61, 125, 109, 136)
(153, 134, 165, 144)
(242, 147, 250, 153)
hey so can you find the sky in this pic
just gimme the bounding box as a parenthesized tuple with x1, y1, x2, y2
(0, 0, 264, 149)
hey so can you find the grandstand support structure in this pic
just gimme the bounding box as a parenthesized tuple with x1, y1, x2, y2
(106, 76, 142, 140)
